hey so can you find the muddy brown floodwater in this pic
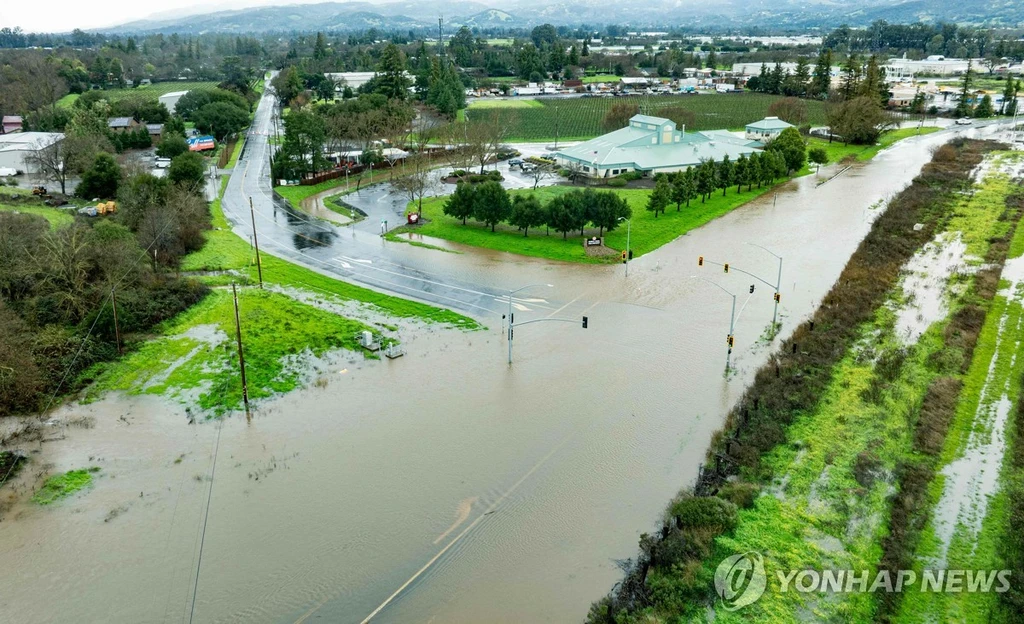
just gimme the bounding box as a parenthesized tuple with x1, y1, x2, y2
(0, 124, 1011, 624)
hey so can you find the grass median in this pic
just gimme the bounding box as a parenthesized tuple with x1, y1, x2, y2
(397, 183, 778, 264)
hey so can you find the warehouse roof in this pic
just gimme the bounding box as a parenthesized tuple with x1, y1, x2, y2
(555, 115, 760, 171)
(0, 132, 63, 151)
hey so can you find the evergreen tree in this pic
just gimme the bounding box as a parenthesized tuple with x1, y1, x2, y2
(646, 175, 671, 217)
(717, 156, 734, 196)
(975, 94, 994, 118)
(955, 60, 975, 118)
(443, 182, 476, 225)
(313, 32, 328, 61)
(841, 53, 862, 100)
(376, 43, 411, 100)
(1001, 74, 1019, 115)
(811, 48, 833, 99)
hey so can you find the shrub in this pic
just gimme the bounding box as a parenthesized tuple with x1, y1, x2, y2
(670, 495, 738, 533)
(716, 481, 760, 509)
(606, 177, 627, 187)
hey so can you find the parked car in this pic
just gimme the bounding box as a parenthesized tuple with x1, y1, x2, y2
(507, 158, 524, 168)
(155, 158, 172, 169)
(956, 118, 973, 126)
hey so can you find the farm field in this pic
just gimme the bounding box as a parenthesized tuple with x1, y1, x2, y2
(57, 81, 219, 107)
(467, 98, 544, 109)
(466, 93, 828, 141)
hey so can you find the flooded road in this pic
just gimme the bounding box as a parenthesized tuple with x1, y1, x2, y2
(1, 123, 1018, 624)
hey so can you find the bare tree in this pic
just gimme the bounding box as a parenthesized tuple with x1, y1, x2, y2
(528, 162, 556, 189)
(392, 156, 436, 212)
(25, 135, 89, 195)
(464, 111, 509, 174)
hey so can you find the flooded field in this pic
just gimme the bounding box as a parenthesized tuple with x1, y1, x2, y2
(0, 125, 1014, 623)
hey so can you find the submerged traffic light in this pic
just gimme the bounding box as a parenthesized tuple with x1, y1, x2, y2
(749, 284, 755, 294)
(582, 316, 588, 329)
(774, 292, 781, 303)
(622, 250, 627, 263)
(727, 334, 734, 347)
(698, 256, 704, 266)
(723, 263, 730, 273)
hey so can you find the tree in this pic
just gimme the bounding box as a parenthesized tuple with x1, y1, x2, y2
(646, 175, 671, 217)
(157, 135, 189, 159)
(734, 155, 748, 192)
(717, 156, 734, 196)
(671, 169, 694, 209)
(168, 152, 205, 188)
(392, 158, 435, 212)
(743, 152, 759, 191)
(657, 106, 696, 131)
(546, 195, 580, 239)
(696, 160, 716, 201)
(955, 60, 975, 118)
(117, 172, 168, 231)
(767, 97, 808, 126)
(77, 152, 121, 199)
(974, 94, 994, 118)
(443, 182, 476, 225)
(26, 135, 91, 195)
(590, 192, 631, 236)
(271, 67, 304, 106)
(193, 101, 249, 141)
(603, 102, 639, 131)
(827, 96, 896, 145)
(766, 127, 806, 173)
(1001, 74, 1019, 116)
(472, 181, 511, 232)
(808, 147, 829, 174)
(376, 43, 411, 100)
(509, 194, 546, 237)
(811, 48, 833, 99)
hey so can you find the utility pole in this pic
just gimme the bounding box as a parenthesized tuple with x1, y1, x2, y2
(249, 197, 263, 288)
(111, 287, 122, 355)
(232, 283, 250, 418)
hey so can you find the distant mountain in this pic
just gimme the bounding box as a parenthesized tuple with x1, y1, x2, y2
(99, 0, 1024, 35)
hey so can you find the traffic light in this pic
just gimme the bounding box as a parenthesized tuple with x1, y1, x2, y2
(749, 284, 755, 294)
(582, 316, 588, 329)
(723, 263, 730, 273)
(628, 250, 633, 260)
(698, 256, 704, 266)
(774, 292, 781, 303)
(622, 250, 627, 263)
(727, 334, 734, 347)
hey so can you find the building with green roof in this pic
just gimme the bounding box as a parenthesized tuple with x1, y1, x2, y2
(744, 116, 794, 141)
(554, 115, 762, 180)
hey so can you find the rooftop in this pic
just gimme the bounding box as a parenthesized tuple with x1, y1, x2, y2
(745, 116, 794, 131)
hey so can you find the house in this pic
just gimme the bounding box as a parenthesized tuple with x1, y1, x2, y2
(108, 117, 140, 133)
(1, 116, 23, 134)
(554, 114, 761, 179)
(146, 124, 164, 142)
(744, 116, 794, 141)
(0, 132, 64, 174)
(158, 91, 190, 114)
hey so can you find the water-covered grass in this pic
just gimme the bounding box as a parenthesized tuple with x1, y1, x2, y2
(33, 468, 99, 504)
(806, 127, 941, 167)
(88, 288, 376, 414)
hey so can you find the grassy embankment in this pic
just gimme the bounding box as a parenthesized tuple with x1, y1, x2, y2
(892, 153, 1024, 623)
(584, 139, 1006, 623)
(0, 203, 75, 228)
(32, 467, 100, 504)
(274, 161, 417, 221)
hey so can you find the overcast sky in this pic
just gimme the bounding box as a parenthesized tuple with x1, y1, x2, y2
(1, 0, 330, 33)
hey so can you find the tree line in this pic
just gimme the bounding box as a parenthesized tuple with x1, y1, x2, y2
(441, 182, 632, 239)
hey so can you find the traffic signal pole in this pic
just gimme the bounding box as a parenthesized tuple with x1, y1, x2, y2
(689, 276, 738, 371)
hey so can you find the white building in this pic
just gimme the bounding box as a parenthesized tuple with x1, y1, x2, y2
(158, 90, 190, 114)
(0, 132, 64, 174)
(744, 117, 794, 141)
(885, 56, 975, 78)
(554, 114, 762, 179)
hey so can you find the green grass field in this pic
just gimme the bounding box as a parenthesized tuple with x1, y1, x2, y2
(33, 468, 99, 504)
(468, 99, 544, 109)
(400, 182, 777, 263)
(468, 93, 828, 141)
(582, 74, 620, 83)
(0, 203, 75, 228)
(57, 81, 219, 108)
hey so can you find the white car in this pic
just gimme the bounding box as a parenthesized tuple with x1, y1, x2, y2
(956, 118, 973, 126)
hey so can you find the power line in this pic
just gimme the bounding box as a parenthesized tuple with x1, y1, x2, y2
(188, 416, 225, 624)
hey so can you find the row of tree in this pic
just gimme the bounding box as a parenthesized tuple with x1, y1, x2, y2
(442, 182, 632, 239)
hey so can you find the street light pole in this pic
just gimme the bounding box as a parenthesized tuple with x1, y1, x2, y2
(506, 283, 554, 364)
(746, 242, 783, 332)
(690, 276, 737, 371)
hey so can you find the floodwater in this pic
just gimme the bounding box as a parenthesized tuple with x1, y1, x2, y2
(0, 123, 1015, 624)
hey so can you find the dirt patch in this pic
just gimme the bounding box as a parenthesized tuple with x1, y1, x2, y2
(584, 244, 619, 258)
